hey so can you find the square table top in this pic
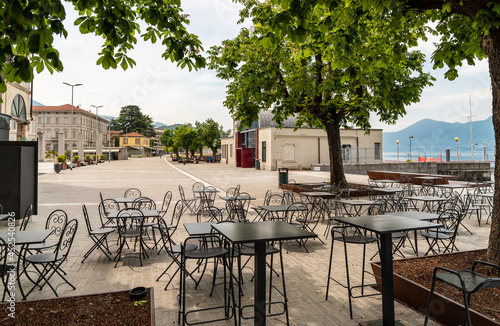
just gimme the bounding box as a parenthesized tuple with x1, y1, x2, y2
(434, 184, 471, 189)
(404, 195, 448, 202)
(370, 187, 404, 194)
(114, 197, 137, 204)
(385, 211, 440, 221)
(256, 204, 296, 212)
(192, 188, 220, 193)
(334, 215, 441, 235)
(0, 229, 53, 245)
(184, 222, 216, 236)
(300, 192, 338, 197)
(219, 195, 256, 201)
(107, 209, 164, 218)
(333, 199, 375, 206)
(212, 221, 317, 244)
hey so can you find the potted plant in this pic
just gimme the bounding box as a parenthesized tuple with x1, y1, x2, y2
(99, 154, 105, 162)
(85, 154, 92, 165)
(92, 154, 97, 163)
(73, 155, 81, 167)
(55, 155, 67, 171)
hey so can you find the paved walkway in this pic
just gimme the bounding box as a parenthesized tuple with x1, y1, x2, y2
(8, 157, 491, 325)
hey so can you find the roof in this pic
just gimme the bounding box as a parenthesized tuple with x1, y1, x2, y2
(33, 104, 109, 122)
(121, 132, 146, 137)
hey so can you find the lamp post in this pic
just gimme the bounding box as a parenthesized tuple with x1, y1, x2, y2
(63, 82, 83, 170)
(396, 140, 400, 162)
(409, 136, 413, 161)
(90, 105, 103, 164)
(108, 123, 111, 162)
(125, 126, 128, 159)
(455, 137, 459, 161)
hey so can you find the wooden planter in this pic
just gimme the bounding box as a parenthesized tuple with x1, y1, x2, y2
(85, 159, 92, 165)
(60, 162, 67, 170)
(371, 250, 499, 326)
(73, 161, 81, 167)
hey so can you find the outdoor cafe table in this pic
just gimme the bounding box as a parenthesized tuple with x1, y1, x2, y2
(184, 222, 215, 236)
(255, 204, 303, 221)
(106, 209, 164, 219)
(433, 184, 470, 197)
(114, 197, 137, 207)
(300, 192, 338, 204)
(403, 196, 448, 212)
(212, 221, 317, 326)
(371, 179, 398, 187)
(0, 229, 53, 300)
(334, 216, 442, 326)
(333, 199, 375, 217)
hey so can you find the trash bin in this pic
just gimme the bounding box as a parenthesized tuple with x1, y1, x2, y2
(255, 159, 260, 170)
(278, 167, 288, 188)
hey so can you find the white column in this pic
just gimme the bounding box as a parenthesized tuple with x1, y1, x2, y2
(77, 131, 84, 159)
(37, 132, 45, 161)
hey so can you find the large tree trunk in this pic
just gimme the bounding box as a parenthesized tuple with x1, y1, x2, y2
(324, 120, 348, 187)
(484, 28, 500, 267)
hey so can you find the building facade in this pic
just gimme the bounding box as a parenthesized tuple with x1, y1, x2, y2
(33, 104, 109, 158)
(221, 111, 383, 170)
(0, 81, 36, 141)
(119, 132, 151, 157)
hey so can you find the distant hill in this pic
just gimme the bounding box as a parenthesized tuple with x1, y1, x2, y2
(383, 116, 494, 152)
(99, 114, 115, 121)
(154, 122, 183, 130)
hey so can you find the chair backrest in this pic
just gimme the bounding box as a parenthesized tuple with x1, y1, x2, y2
(82, 204, 94, 234)
(267, 194, 284, 205)
(133, 197, 156, 210)
(368, 202, 385, 215)
(262, 190, 272, 205)
(116, 208, 145, 236)
(19, 204, 33, 231)
(98, 199, 120, 226)
(197, 206, 223, 223)
(124, 188, 142, 198)
(192, 182, 205, 195)
(437, 209, 462, 236)
(157, 217, 175, 253)
(54, 219, 78, 259)
(0, 203, 3, 214)
(99, 192, 104, 204)
(226, 187, 239, 197)
(203, 186, 217, 206)
(160, 191, 173, 215)
(169, 201, 184, 237)
(285, 202, 308, 224)
(178, 185, 187, 200)
(0, 237, 6, 274)
(336, 188, 352, 200)
(46, 209, 68, 240)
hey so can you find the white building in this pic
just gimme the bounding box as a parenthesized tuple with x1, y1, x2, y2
(0, 81, 36, 141)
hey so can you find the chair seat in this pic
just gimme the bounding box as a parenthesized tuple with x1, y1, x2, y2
(26, 253, 63, 264)
(91, 228, 115, 236)
(27, 242, 57, 251)
(334, 235, 377, 244)
(421, 231, 450, 240)
(185, 247, 227, 259)
(436, 270, 490, 293)
(121, 230, 142, 238)
(169, 243, 197, 254)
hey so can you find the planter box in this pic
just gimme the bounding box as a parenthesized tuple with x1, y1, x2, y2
(60, 162, 67, 170)
(371, 250, 499, 326)
(85, 159, 92, 165)
(73, 161, 81, 167)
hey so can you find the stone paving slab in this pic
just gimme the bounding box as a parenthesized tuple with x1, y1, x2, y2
(4, 157, 491, 325)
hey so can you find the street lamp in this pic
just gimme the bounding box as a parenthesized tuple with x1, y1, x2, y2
(63, 82, 83, 170)
(90, 105, 103, 164)
(396, 140, 400, 162)
(455, 137, 459, 161)
(409, 136, 413, 161)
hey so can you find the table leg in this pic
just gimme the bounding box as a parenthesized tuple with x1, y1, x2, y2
(254, 242, 266, 326)
(379, 233, 395, 326)
(413, 230, 419, 257)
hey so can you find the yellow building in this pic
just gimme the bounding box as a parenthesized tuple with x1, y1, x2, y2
(119, 132, 151, 157)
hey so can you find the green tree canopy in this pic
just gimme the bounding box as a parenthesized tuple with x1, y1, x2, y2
(196, 118, 228, 157)
(0, 0, 206, 94)
(160, 128, 174, 152)
(209, 0, 433, 185)
(173, 123, 197, 158)
(111, 105, 155, 137)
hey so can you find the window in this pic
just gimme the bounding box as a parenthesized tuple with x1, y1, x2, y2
(55, 118, 59, 124)
(64, 131, 67, 138)
(374, 143, 381, 160)
(73, 117, 76, 124)
(38, 117, 42, 124)
(262, 141, 267, 162)
(283, 144, 295, 162)
(135, 138, 140, 145)
(46, 117, 50, 124)
(124, 138, 128, 144)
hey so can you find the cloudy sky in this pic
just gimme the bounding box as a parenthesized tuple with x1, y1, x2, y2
(34, 0, 493, 132)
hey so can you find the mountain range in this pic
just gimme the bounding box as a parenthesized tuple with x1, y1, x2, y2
(383, 116, 494, 153)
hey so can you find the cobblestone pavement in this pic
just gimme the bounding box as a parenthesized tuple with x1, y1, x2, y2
(8, 157, 491, 325)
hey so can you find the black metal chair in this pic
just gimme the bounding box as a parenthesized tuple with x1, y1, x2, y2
(156, 217, 197, 290)
(421, 208, 462, 255)
(159, 191, 173, 218)
(19, 204, 33, 231)
(98, 199, 120, 229)
(0, 238, 9, 302)
(124, 187, 142, 198)
(25, 219, 78, 298)
(197, 206, 223, 223)
(153, 200, 184, 252)
(178, 234, 236, 326)
(326, 224, 381, 319)
(27, 209, 68, 252)
(424, 261, 500, 326)
(178, 185, 198, 214)
(114, 208, 148, 267)
(81, 204, 115, 263)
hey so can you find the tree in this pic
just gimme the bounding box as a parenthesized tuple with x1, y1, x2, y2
(209, 1, 433, 186)
(111, 105, 155, 137)
(160, 129, 174, 152)
(173, 123, 197, 158)
(0, 0, 206, 94)
(265, 0, 500, 275)
(196, 118, 227, 158)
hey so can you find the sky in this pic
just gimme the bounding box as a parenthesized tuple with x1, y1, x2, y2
(33, 1, 493, 133)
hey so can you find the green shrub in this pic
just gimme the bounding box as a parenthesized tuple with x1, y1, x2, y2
(64, 149, 71, 158)
(92, 155, 97, 160)
(73, 155, 80, 161)
(56, 155, 66, 163)
(85, 155, 91, 160)
(100, 154, 105, 159)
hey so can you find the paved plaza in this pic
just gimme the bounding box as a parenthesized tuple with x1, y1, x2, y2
(9, 157, 491, 325)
